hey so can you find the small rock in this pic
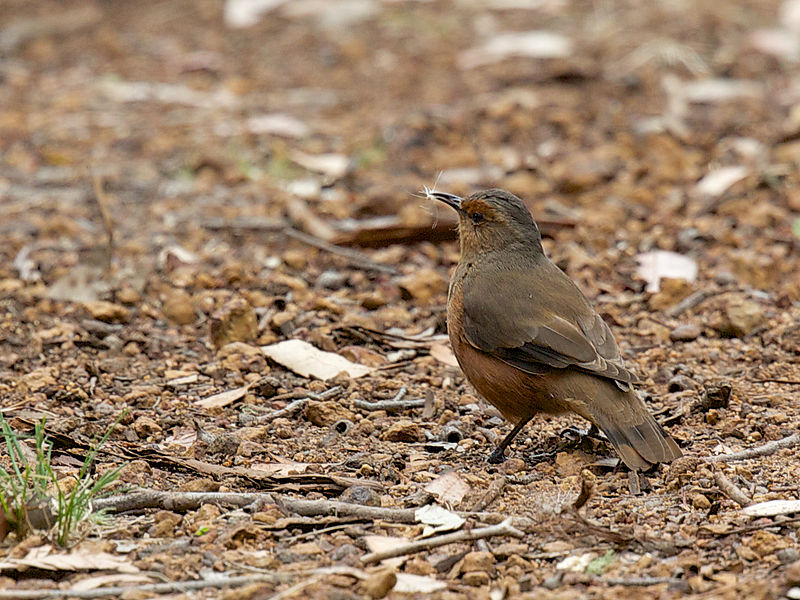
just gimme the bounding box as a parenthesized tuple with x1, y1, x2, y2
(316, 269, 346, 290)
(132, 416, 162, 438)
(787, 587, 800, 600)
(251, 376, 280, 398)
(718, 298, 766, 337)
(381, 419, 425, 442)
(84, 300, 130, 323)
(779, 549, 800, 566)
(786, 559, 800, 585)
(493, 543, 528, 559)
(207, 432, 241, 456)
(462, 551, 495, 573)
(339, 485, 381, 507)
(180, 478, 220, 492)
(359, 291, 388, 310)
(117, 286, 141, 305)
(501, 458, 526, 474)
(747, 530, 789, 558)
(670, 323, 701, 342)
(648, 278, 694, 312)
(209, 297, 258, 349)
(691, 493, 711, 510)
(306, 401, 356, 427)
(360, 569, 396, 599)
(397, 268, 447, 303)
(462, 571, 490, 586)
(283, 249, 308, 270)
(667, 374, 695, 392)
(162, 289, 195, 325)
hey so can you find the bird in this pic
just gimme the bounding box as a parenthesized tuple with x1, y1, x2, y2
(427, 187, 682, 470)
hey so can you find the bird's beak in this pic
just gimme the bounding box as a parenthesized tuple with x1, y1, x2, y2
(425, 189, 463, 211)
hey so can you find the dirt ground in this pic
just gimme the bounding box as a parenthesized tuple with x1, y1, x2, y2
(2, 0, 800, 598)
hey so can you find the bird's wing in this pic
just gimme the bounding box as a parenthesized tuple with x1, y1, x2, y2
(461, 263, 638, 386)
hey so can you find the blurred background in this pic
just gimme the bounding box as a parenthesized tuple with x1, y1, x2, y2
(3, 2, 800, 595)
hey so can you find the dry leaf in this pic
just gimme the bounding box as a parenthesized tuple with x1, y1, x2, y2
(423, 471, 470, 506)
(0, 545, 138, 573)
(250, 460, 310, 476)
(636, 250, 698, 293)
(741, 499, 800, 517)
(459, 30, 573, 69)
(415, 504, 465, 537)
(364, 535, 408, 568)
(71, 573, 155, 592)
(693, 166, 749, 197)
(394, 573, 447, 593)
(195, 385, 249, 409)
(290, 150, 350, 178)
(429, 342, 459, 367)
(261, 339, 372, 380)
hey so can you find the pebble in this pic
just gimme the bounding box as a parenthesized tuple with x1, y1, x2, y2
(306, 401, 356, 427)
(84, 300, 130, 323)
(397, 268, 447, 302)
(132, 416, 162, 438)
(786, 559, 800, 585)
(462, 551, 495, 572)
(162, 289, 196, 325)
(207, 432, 241, 456)
(462, 571, 490, 586)
(381, 419, 425, 442)
(360, 569, 396, 599)
(670, 323, 701, 342)
(667, 374, 695, 392)
(209, 297, 258, 348)
(339, 485, 381, 506)
(718, 298, 766, 337)
(316, 269, 346, 290)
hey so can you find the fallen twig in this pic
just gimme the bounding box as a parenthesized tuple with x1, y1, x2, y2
(664, 290, 718, 317)
(0, 573, 292, 600)
(361, 518, 524, 565)
(713, 470, 752, 507)
(354, 387, 425, 411)
(0, 567, 367, 600)
(602, 576, 687, 589)
(471, 476, 506, 512)
(91, 172, 114, 273)
(257, 398, 308, 423)
(707, 432, 800, 463)
(284, 228, 397, 274)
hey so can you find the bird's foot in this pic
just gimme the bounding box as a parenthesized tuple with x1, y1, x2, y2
(486, 447, 506, 464)
(524, 427, 596, 466)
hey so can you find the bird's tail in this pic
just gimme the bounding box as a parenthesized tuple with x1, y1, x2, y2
(586, 389, 682, 471)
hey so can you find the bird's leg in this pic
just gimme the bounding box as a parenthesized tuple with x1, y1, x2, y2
(487, 416, 533, 464)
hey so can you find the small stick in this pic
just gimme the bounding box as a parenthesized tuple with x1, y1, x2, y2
(91, 172, 115, 274)
(602, 576, 686, 587)
(0, 573, 294, 600)
(361, 518, 524, 565)
(257, 398, 308, 423)
(713, 470, 752, 507)
(707, 432, 800, 463)
(470, 476, 506, 512)
(284, 227, 397, 274)
(354, 389, 424, 412)
(664, 290, 715, 317)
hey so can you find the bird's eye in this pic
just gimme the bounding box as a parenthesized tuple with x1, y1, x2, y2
(469, 212, 485, 224)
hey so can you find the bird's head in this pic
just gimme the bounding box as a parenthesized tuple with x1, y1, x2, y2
(427, 188, 543, 257)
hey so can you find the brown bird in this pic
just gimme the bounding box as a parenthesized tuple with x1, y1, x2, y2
(429, 188, 682, 470)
